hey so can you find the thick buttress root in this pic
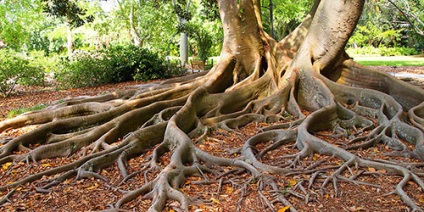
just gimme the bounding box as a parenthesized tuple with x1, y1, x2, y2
(1, 0, 424, 211)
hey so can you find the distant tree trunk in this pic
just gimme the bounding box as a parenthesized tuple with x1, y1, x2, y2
(66, 22, 73, 57)
(269, 0, 275, 38)
(179, 31, 189, 66)
(173, 0, 191, 66)
(129, 4, 143, 47)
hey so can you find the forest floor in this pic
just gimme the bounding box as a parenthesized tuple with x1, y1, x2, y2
(0, 66, 423, 211)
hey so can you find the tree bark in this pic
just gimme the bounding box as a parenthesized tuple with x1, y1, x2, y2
(179, 31, 189, 65)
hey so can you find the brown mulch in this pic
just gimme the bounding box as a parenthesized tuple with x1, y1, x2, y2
(0, 81, 145, 121)
(1, 122, 423, 211)
(0, 67, 423, 211)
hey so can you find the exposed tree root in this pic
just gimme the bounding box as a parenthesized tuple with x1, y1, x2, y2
(1, 0, 424, 211)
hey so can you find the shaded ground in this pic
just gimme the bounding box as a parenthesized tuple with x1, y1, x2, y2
(0, 66, 423, 211)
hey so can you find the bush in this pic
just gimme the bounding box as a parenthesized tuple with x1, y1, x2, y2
(28, 51, 60, 73)
(54, 51, 112, 88)
(0, 49, 44, 97)
(103, 45, 173, 82)
(55, 45, 182, 88)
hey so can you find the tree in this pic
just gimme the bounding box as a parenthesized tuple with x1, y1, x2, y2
(0, 0, 46, 51)
(43, 0, 94, 56)
(173, 0, 192, 65)
(262, 0, 313, 40)
(1, 0, 424, 211)
(110, 0, 180, 54)
(349, 0, 424, 49)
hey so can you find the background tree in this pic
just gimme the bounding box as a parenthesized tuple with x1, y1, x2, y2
(43, 0, 94, 56)
(0, 1, 424, 212)
(114, 0, 175, 49)
(349, 0, 424, 50)
(261, 0, 313, 40)
(0, 0, 46, 51)
(172, 0, 193, 65)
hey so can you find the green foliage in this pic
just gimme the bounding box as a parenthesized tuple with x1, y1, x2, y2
(346, 46, 418, 56)
(55, 45, 180, 88)
(112, 0, 177, 53)
(43, 0, 94, 27)
(173, 2, 192, 21)
(195, 29, 213, 62)
(54, 51, 111, 88)
(45, 24, 68, 54)
(348, 25, 403, 48)
(104, 45, 173, 82)
(27, 51, 64, 82)
(183, 23, 214, 62)
(0, 49, 44, 97)
(262, 0, 313, 40)
(351, 0, 424, 50)
(199, 0, 219, 21)
(188, 2, 223, 59)
(0, 0, 46, 51)
(355, 59, 424, 67)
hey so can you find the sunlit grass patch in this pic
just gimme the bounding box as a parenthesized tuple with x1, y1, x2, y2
(354, 55, 424, 67)
(7, 104, 47, 118)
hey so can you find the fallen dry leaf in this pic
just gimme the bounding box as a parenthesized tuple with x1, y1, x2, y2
(278, 205, 290, 212)
(226, 186, 233, 194)
(368, 167, 376, 172)
(289, 179, 297, 186)
(210, 197, 220, 204)
(2, 162, 12, 170)
(86, 183, 99, 190)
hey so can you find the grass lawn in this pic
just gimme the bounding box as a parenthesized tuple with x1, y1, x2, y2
(353, 55, 424, 66)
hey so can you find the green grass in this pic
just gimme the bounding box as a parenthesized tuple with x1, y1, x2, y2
(7, 104, 47, 118)
(353, 55, 424, 66)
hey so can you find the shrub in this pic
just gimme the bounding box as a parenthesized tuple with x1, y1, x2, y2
(0, 49, 44, 97)
(28, 51, 60, 73)
(54, 51, 112, 88)
(55, 45, 183, 88)
(103, 45, 172, 82)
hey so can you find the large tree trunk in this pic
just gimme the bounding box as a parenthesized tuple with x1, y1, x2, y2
(1, 0, 423, 211)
